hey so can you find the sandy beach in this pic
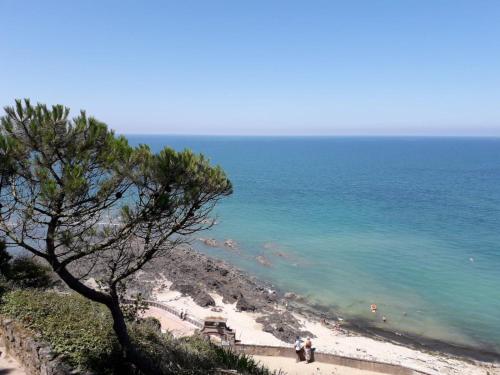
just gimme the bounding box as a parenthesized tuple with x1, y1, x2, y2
(142, 276, 500, 375)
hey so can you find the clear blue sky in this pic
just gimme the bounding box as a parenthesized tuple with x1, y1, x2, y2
(1, 1, 500, 135)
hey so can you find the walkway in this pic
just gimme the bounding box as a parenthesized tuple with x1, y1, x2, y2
(141, 306, 197, 337)
(253, 355, 385, 375)
(0, 346, 25, 375)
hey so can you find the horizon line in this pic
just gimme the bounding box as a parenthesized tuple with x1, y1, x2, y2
(118, 133, 500, 138)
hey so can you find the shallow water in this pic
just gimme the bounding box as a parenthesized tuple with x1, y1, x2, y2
(127, 135, 500, 353)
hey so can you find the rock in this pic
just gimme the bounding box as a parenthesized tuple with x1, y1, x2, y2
(171, 282, 195, 295)
(199, 238, 218, 247)
(171, 282, 215, 307)
(284, 292, 297, 299)
(223, 239, 238, 250)
(236, 295, 256, 312)
(256, 312, 315, 343)
(265, 293, 278, 303)
(255, 255, 272, 267)
(194, 292, 215, 307)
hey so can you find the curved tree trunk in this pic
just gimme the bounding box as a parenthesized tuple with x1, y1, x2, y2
(108, 289, 158, 374)
(53, 262, 157, 374)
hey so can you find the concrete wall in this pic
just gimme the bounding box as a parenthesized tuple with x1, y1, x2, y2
(234, 344, 430, 375)
(0, 316, 79, 375)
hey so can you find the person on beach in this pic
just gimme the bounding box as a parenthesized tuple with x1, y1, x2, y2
(294, 336, 304, 362)
(304, 337, 313, 363)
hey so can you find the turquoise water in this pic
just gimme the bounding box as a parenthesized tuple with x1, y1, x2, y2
(128, 136, 500, 353)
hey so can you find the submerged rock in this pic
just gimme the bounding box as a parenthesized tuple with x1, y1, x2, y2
(223, 239, 238, 250)
(199, 238, 218, 247)
(255, 255, 272, 267)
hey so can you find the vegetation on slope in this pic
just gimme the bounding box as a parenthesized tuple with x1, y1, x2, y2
(0, 289, 277, 375)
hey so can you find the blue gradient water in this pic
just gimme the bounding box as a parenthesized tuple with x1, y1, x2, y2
(128, 136, 500, 353)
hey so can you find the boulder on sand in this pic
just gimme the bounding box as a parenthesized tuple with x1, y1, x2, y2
(171, 282, 215, 307)
(236, 294, 256, 312)
(194, 292, 215, 307)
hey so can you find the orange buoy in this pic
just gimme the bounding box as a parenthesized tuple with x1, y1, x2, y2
(370, 304, 377, 312)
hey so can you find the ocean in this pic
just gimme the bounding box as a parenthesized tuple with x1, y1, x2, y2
(127, 135, 500, 354)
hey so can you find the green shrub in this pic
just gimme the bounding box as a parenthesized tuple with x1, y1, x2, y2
(130, 323, 277, 375)
(0, 290, 122, 373)
(0, 239, 11, 277)
(0, 290, 277, 375)
(7, 257, 52, 288)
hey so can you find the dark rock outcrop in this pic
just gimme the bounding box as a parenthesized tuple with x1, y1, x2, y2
(236, 295, 256, 312)
(256, 312, 315, 343)
(170, 282, 215, 307)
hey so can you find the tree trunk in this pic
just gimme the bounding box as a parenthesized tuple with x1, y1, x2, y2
(53, 262, 157, 374)
(108, 289, 158, 374)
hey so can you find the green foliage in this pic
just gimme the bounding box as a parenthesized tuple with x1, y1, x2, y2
(0, 241, 51, 290)
(0, 239, 11, 277)
(7, 257, 52, 288)
(0, 290, 122, 373)
(0, 99, 232, 296)
(130, 324, 277, 375)
(0, 100, 234, 373)
(121, 292, 149, 322)
(0, 290, 277, 375)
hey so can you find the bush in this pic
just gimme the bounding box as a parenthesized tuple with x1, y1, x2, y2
(0, 290, 277, 375)
(0, 239, 11, 277)
(0, 240, 53, 290)
(130, 323, 277, 375)
(0, 290, 122, 373)
(7, 257, 52, 288)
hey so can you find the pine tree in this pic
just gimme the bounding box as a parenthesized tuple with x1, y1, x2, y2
(0, 99, 232, 372)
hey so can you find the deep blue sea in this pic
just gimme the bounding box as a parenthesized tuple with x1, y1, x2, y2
(128, 135, 500, 353)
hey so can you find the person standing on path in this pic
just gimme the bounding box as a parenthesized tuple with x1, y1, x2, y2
(304, 337, 313, 363)
(294, 336, 304, 362)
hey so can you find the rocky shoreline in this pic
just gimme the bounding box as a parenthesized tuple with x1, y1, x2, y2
(131, 245, 500, 364)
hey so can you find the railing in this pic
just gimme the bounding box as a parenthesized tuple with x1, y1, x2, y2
(122, 298, 204, 328)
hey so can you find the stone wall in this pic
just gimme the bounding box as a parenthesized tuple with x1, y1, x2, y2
(234, 344, 430, 375)
(0, 316, 77, 375)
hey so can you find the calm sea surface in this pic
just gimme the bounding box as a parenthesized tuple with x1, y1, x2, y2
(127, 135, 500, 353)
